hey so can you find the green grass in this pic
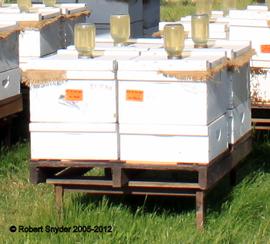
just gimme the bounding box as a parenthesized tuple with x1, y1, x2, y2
(160, 0, 256, 21)
(1, 1, 270, 243)
(0, 139, 270, 243)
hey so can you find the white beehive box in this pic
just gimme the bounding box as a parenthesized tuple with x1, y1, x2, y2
(214, 11, 270, 56)
(64, 38, 163, 53)
(227, 100, 251, 144)
(247, 5, 268, 11)
(117, 54, 229, 126)
(25, 53, 140, 161)
(0, 68, 21, 100)
(184, 39, 252, 109)
(0, 6, 62, 60)
(142, 39, 252, 110)
(0, 22, 21, 101)
(250, 54, 270, 105)
(30, 122, 118, 160)
(25, 54, 139, 123)
(120, 114, 228, 164)
(0, 22, 19, 73)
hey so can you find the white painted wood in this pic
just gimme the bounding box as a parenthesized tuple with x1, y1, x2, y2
(180, 11, 224, 21)
(30, 79, 116, 123)
(229, 25, 270, 56)
(118, 76, 228, 126)
(117, 55, 225, 72)
(118, 54, 228, 126)
(19, 20, 61, 58)
(227, 100, 251, 144)
(229, 9, 270, 20)
(30, 122, 118, 160)
(247, 5, 268, 11)
(144, 41, 251, 109)
(57, 48, 141, 57)
(0, 6, 61, 58)
(0, 68, 21, 100)
(159, 21, 228, 40)
(0, 22, 19, 72)
(23, 53, 136, 71)
(250, 64, 270, 104)
(56, 3, 87, 14)
(0, 8, 60, 21)
(0, 22, 17, 31)
(120, 114, 228, 164)
(27, 53, 141, 123)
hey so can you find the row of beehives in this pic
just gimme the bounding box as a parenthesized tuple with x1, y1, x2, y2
(160, 4, 270, 106)
(0, 3, 89, 120)
(0, 3, 89, 63)
(23, 38, 252, 165)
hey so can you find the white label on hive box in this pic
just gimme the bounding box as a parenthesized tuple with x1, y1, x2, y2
(126, 90, 144, 102)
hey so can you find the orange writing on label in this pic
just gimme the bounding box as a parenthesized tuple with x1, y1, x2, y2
(261, 45, 270, 53)
(65, 89, 83, 101)
(126, 90, 144, 102)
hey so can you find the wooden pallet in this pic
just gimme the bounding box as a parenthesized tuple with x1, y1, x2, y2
(0, 95, 23, 146)
(252, 105, 270, 130)
(30, 131, 252, 230)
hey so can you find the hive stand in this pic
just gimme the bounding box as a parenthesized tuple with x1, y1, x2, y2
(30, 131, 252, 230)
(0, 95, 23, 146)
(252, 105, 270, 130)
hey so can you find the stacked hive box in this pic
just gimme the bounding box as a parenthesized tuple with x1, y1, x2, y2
(0, 5, 62, 63)
(117, 54, 229, 164)
(24, 49, 234, 165)
(0, 22, 22, 119)
(220, 8, 270, 106)
(24, 53, 140, 160)
(0, 4, 90, 62)
(181, 40, 252, 144)
(134, 39, 252, 146)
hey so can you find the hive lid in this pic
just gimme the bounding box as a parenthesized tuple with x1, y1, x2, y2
(247, 5, 268, 11)
(23, 52, 139, 72)
(117, 54, 226, 72)
(250, 54, 270, 67)
(0, 6, 60, 21)
(229, 9, 270, 20)
(216, 17, 269, 27)
(184, 39, 252, 60)
(55, 3, 87, 15)
(57, 48, 140, 57)
(0, 21, 18, 32)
